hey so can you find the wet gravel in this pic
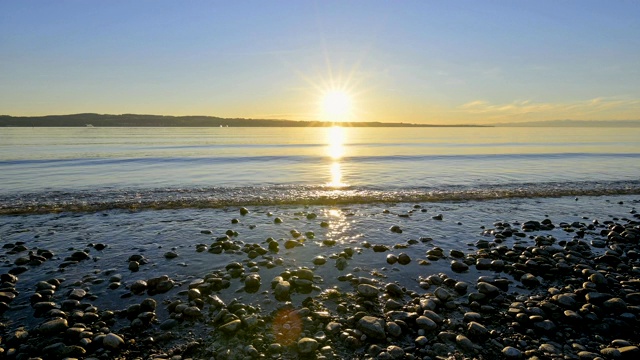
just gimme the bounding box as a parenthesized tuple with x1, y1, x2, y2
(1, 196, 639, 359)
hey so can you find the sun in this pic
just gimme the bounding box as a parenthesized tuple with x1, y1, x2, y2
(321, 90, 352, 122)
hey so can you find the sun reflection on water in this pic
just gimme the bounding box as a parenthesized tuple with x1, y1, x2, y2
(327, 126, 347, 187)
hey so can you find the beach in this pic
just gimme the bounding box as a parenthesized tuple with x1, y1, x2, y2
(1, 195, 639, 359)
(1, 127, 640, 358)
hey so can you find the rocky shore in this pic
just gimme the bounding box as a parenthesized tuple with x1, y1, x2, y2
(1, 198, 640, 359)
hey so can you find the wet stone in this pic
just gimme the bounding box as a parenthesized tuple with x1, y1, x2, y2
(358, 316, 386, 340)
(434, 287, 452, 301)
(297, 337, 319, 354)
(451, 260, 469, 272)
(533, 320, 556, 332)
(502, 346, 523, 359)
(386, 345, 405, 359)
(357, 284, 379, 298)
(416, 316, 438, 331)
(103, 332, 125, 349)
(398, 253, 411, 265)
(520, 273, 540, 287)
(386, 321, 402, 337)
(219, 319, 242, 334)
(68, 288, 86, 300)
(467, 321, 489, 340)
(602, 297, 627, 313)
(38, 318, 68, 335)
(313, 256, 327, 266)
(477, 282, 500, 297)
(385, 283, 404, 297)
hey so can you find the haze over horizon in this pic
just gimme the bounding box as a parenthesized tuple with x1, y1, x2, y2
(1, 1, 639, 125)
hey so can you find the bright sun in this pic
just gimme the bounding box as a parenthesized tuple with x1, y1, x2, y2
(321, 90, 352, 122)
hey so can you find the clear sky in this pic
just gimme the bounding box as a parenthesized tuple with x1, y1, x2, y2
(1, 0, 639, 124)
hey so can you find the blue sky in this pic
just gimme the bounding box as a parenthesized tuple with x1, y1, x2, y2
(1, 0, 639, 124)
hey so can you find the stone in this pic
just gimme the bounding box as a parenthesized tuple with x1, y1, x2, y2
(357, 284, 379, 298)
(619, 346, 640, 359)
(219, 319, 242, 334)
(477, 282, 500, 297)
(128, 261, 140, 272)
(455, 281, 469, 294)
(385, 283, 404, 297)
(358, 316, 386, 340)
(533, 319, 556, 332)
(103, 333, 125, 349)
(600, 348, 621, 358)
(520, 273, 540, 287)
(244, 274, 261, 292)
(456, 334, 477, 352)
(0, 292, 16, 303)
(164, 251, 178, 259)
(274, 281, 291, 301)
(130, 280, 147, 294)
(467, 321, 488, 340)
(68, 288, 86, 300)
(386, 345, 405, 359)
(386, 321, 402, 337)
(502, 346, 523, 359)
(140, 298, 157, 312)
(451, 260, 469, 272)
(398, 253, 411, 265)
(39, 318, 68, 335)
(434, 287, 452, 301)
(602, 297, 627, 313)
(183, 306, 202, 317)
(554, 293, 577, 308)
(297, 337, 319, 354)
(422, 310, 444, 324)
(416, 316, 438, 331)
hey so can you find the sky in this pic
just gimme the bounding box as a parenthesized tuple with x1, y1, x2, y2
(1, 0, 639, 124)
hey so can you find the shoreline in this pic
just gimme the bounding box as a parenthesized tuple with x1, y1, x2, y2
(1, 196, 639, 359)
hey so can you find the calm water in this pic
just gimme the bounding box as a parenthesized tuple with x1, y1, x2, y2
(1, 126, 639, 213)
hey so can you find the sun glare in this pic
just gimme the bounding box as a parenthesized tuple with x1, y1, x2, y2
(321, 90, 352, 122)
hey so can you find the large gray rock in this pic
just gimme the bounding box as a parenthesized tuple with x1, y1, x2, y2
(357, 284, 379, 298)
(39, 318, 68, 335)
(416, 316, 438, 331)
(502, 346, 523, 359)
(297, 337, 319, 354)
(358, 316, 386, 340)
(274, 281, 291, 301)
(477, 282, 500, 297)
(103, 333, 125, 349)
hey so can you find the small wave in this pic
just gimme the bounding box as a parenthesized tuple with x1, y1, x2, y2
(1, 180, 639, 215)
(3, 152, 639, 167)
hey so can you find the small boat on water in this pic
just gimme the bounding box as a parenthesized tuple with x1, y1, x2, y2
(85, 124, 94, 127)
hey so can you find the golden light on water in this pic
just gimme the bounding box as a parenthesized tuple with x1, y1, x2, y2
(327, 126, 346, 159)
(329, 162, 344, 187)
(326, 126, 347, 187)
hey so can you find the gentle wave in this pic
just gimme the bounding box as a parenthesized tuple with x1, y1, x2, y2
(2, 180, 639, 215)
(3, 152, 640, 166)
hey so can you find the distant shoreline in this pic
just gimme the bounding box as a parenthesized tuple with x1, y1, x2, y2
(0, 113, 489, 128)
(2, 114, 639, 127)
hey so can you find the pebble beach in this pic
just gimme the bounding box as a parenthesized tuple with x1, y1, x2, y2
(1, 196, 640, 360)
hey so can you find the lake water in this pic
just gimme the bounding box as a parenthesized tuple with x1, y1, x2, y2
(1, 126, 639, 213)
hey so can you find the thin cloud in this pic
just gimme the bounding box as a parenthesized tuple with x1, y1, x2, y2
(460, 97, 640, 121)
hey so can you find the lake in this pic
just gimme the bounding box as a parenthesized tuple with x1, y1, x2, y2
(1, 126, 639, 213)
